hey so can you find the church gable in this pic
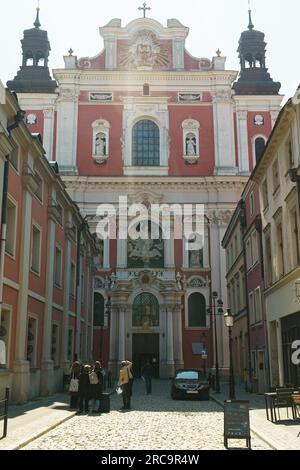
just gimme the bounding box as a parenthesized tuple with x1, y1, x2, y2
(76, 18, 212, 72)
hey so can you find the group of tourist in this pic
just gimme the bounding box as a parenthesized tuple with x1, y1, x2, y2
(69, 359, 154, 413)
(69, 361, 105, 413)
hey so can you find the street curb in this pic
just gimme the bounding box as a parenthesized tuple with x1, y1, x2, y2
(210, 394, 277, 451)
(13, 411, 77, 451)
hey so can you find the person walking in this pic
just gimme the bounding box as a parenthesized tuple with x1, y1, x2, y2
(69, 361, 81, 409)
(141, 361, 154, 395)
(78, 365, 91, 413)
(117, 360, 133, 411)
(89, 361, 103, 413)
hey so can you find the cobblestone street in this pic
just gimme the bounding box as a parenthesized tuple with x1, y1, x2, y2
(23, 381, 269, 451)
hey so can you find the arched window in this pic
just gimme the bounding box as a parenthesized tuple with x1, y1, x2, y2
(133, 293, 159, 328)
(255, 137, 266, 164)
(94, 293, 104, 327)
(132, 120, 160, 166)
(188, 293, 206, 327)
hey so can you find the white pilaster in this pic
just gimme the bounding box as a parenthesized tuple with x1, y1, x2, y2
(236, 110, 250, 174)
(61, 232, 71, 371)
(167, 309, 174, 366)
(104, 37, 117, 70)
(43, 107, 55, 161)
(118, 309, 126, 362)
(213, 89, 236, 175)
(56, 87, 79, 174)
(276, 320, 285, 387)
(172, 38, 185, 70)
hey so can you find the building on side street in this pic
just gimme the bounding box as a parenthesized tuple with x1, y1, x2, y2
(252, 87, 300, 389)
(0, 82, 97, 403)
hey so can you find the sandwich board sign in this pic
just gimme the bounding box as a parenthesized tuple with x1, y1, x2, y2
(224, 400, 251, 449)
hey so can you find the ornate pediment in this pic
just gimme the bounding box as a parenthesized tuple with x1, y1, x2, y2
(119, 30, 170, 70)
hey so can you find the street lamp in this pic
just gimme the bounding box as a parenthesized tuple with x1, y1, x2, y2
(224, 308, 236, 400)
(207, 291, 223, 394)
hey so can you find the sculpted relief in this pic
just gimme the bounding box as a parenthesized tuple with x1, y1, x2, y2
(119, 30, 169, 70)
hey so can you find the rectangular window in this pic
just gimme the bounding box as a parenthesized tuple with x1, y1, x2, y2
(33, 172, 43, 202)
(51, 324, 59, 366)
(68, 329, 74, 361)
(251, 351, 258, 379)
(286, 136, 294, 169)
(249, 292, 255, 325)
(250, 192, 255, 216)
(252, 231, 258, 265)
(272, 160, 280, 193)
(54, 246, 63, 287)
(0, 308, 11, 368)
(56, 201, 63, 227)
(262, 180, 269, 210)
(31, 225, 41, 275)
(70, 262, 76, 296)
(276, 223, 284, 278)
(10, 143, 19, 170)
(265, 233, 273, 287)
(27, 316, 38, 368)
(5, 198, 17, 257)
(291, 209, 300, 268)
(254, 288, 262, 323)
(246, 238, 252, 270)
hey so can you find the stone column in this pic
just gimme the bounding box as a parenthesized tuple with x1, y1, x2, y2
(276, 320, 285, 387)
(213, 89, 236, 175)
(173, 303, 184, 370)
(12, 178, 32, 403)
(118, 307, 126, 362)
(236, 110, 250, 174)
(40, 190, 57, 396)
(108, 303, 118, 377)
(166, 306, 175, 377)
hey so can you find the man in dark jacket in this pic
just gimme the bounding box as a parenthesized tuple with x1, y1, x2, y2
(89, 361, 103, 413)
(141, 361, 154, 395)
(78, 365, 91, 413)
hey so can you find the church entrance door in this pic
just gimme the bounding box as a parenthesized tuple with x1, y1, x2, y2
(132, 334, 159, 378)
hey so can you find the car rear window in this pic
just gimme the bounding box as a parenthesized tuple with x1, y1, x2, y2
(175, 371, 202, 380)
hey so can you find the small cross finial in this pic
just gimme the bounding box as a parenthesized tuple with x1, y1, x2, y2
(68, 48, 74, 56)
(138, 2, 151, 18)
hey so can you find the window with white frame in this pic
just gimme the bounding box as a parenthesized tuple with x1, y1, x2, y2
(5, 197, 17, 257)
(10, 142, 19, 171)
(264, 231, 273, 287)
(250, 192, 255, 216)
(27, 316, 38, 368)
(246, 237, 252, 270)
(182, 119, 200, 164)
(31, 224, 41, 275)
(290, 208, 300, 268)
(92, 119, 110, 163)
(285, 134, 294, 169)
(272, 159, 280, 193)
(132, 120, 160, 166)
(54, 246, 63, 287)
(262, 179, 269, 210)
(251, 231, 258, 266)
(276, 221, 284, 278)
(33, 171, 43, 203)
(0, 308, 11, 368)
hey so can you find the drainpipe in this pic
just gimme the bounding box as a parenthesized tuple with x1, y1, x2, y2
(0, 156, 9, 315)
(255, 215, 271, 391)
(238, 199, 253, 393)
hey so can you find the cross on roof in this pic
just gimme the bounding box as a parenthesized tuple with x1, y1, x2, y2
(138, 2, 151, 18)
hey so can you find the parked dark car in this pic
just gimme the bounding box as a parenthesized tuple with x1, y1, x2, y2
(171, 369, 210, 400)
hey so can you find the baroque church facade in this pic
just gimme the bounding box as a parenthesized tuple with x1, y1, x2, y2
(7, 8, 282, 379)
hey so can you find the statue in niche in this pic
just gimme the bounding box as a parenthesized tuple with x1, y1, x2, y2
(189, 248, 204, 268)
(94, 133, 106, 156)
(186, 134, 197, 156)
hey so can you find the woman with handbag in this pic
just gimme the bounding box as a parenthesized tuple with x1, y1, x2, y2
(69, 361, 81, 410)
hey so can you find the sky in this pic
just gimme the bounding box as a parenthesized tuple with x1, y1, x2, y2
(0, 0, 299, 101)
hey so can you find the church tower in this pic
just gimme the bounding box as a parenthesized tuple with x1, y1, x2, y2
(233, 9, 281, 95)
(7, 7, 56, 93)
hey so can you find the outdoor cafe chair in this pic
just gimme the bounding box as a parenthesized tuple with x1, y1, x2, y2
(292, 394, 300, 421)
(274, 388, 294, 422)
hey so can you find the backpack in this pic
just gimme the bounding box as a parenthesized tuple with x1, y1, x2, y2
(89, 371, 99, 385)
